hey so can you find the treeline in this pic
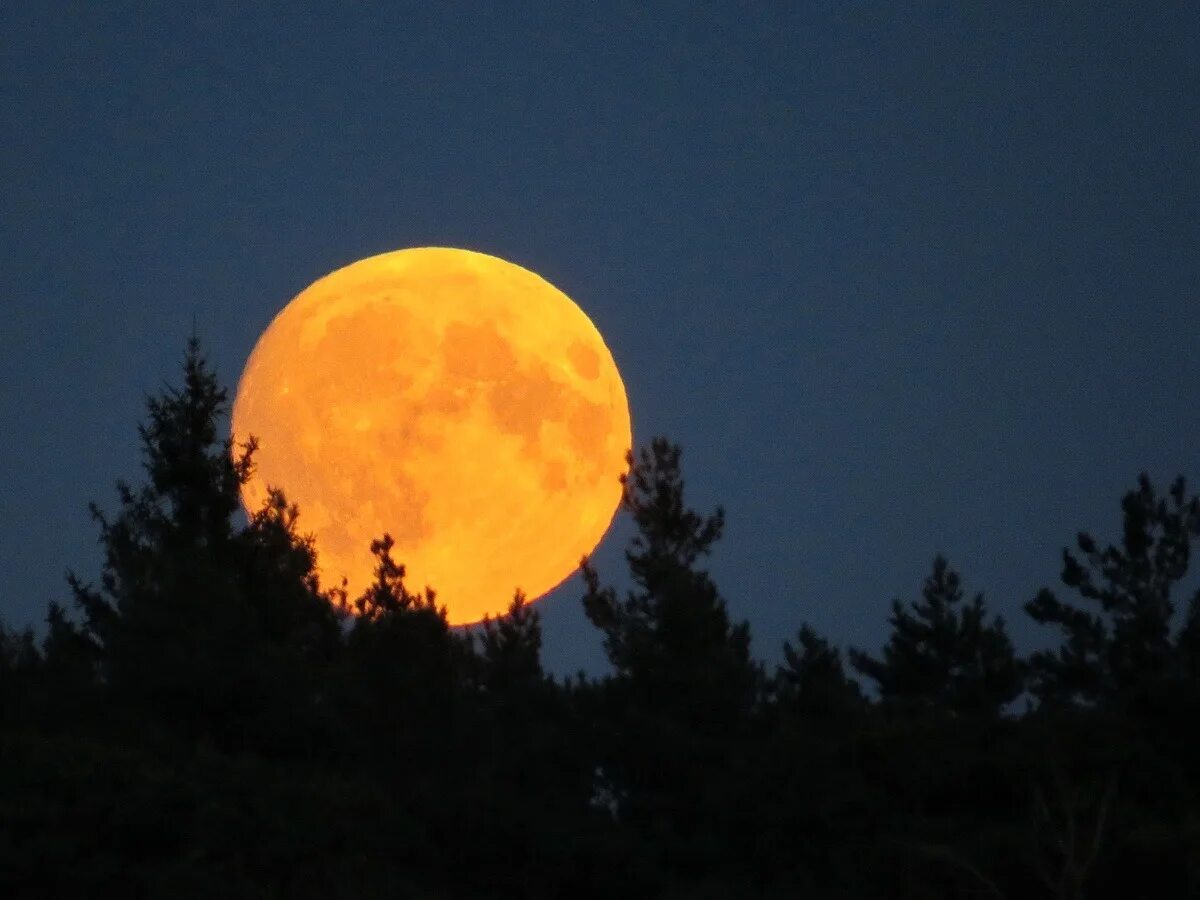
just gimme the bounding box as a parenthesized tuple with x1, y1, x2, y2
(1, 340, 1198, 898)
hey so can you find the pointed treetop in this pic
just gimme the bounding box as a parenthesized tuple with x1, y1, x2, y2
(850, 555, 1024, 715)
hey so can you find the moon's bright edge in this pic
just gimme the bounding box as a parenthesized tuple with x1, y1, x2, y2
(231, 247, 632, 625)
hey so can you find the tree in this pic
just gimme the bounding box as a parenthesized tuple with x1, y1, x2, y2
(581, 437, 760, 727)
(58, 338, 341, 748)
(467, 592, 605, 891)
(579, 438, 763, 886)
(336, 533, 470, 761)
(1025, 474, 1200, 707)
(1179, 589, 1200, 680)
(775, 624, 864, 720)
(0, 623, 39, 678)
(850, 555, 1024, 716)
(476, 590, 544, 695)
(0, 622, 40, 730)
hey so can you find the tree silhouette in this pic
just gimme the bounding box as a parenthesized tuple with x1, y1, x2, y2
(850, 555, 1024, 716)
(335, 533, 470, 765)
(0, 623, 38, 677)
(0, 622, 40, 731)
(7, 339, 1200, 897)
(351, 533, 441, 621)
(1179, 588, 1200, 680)
(579, 438, 763, 889)
(52, 339, 340, 749)
(58, 339, 255, 735)
(1025, 474, 1200, 707)
(775, 623, 865, 720)
(1024, 474, 1200, 880)
(582, 437, 760, 726)
(477, 590, 544, 694)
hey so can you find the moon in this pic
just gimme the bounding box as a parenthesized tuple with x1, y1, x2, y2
(231, 247, 632, 625)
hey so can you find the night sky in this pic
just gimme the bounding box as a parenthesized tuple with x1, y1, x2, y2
(3, 4, 1197, 677)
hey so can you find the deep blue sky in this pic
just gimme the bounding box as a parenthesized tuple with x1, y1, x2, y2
(3, 4, 1197, 676)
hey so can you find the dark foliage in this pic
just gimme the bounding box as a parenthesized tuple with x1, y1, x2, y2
(577, 439, 766, 889)
(476, 590, 544, 694)
(775, 623, 865, 721)
(2, 342, 1197, 898)
(1025, 474, 1200, 709)
(850, 555, 1025, 716)
(582, 438, 761, 727)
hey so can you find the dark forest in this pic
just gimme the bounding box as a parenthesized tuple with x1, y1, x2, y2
(2, 341, 1198, 899)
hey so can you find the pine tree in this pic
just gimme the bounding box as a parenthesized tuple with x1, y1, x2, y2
(775, 624, 864, 720)
(581, 437, 760, 726)
(343, 533, 460, 690)
(850, 555, 1024, 716)
(579, 438, 762, 882)
(477, 590, 544, 695)
(336, 534, 470, 762)
(468, 590, 596, 872)
(1025, 474, 1200, 707)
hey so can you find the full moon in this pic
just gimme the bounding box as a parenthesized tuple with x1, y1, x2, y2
(231, 247, 632, 625)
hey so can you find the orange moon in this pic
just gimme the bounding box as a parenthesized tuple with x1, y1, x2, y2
(231, 247, 632, 625)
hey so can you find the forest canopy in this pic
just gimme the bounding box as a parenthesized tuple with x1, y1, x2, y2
(1, 341, 1198, 899)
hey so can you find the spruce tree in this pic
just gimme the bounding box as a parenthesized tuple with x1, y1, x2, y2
(59, 338, 340, 747)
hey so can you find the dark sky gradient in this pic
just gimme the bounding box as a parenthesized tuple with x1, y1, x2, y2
(3, 4, 1197, 676)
